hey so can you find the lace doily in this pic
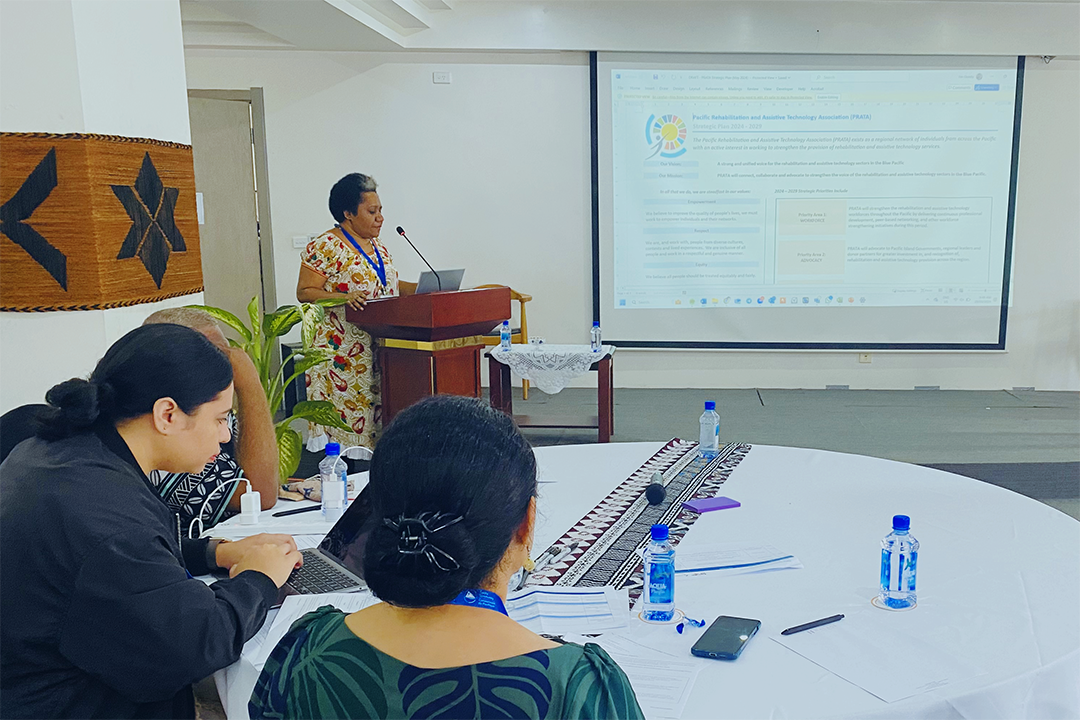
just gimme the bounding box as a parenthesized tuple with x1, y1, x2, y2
(489, 344, 615, 394)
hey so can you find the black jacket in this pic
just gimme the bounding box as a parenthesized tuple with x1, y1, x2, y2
(0, 425, 277, 719)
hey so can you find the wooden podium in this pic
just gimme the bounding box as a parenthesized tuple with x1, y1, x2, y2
(345, 287, 511, 423)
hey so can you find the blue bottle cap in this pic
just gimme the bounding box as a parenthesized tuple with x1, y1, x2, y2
(704, 400, 716, 410)
(892, 514, 910, 531)
(650, 524, 669, 541)
(325, 442, 341, 456)
(593, 320, 600, 327)
(503, 320, 509, 326)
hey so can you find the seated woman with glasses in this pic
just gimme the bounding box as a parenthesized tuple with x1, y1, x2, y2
(250, 395, 644, 720)
(0, 324, 302, 719)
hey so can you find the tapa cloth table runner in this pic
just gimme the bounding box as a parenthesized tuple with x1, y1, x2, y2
(488, 344, 615, 394)
(527, 439, 751, 601)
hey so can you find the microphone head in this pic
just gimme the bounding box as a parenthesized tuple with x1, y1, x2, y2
(396, 226, 406, 236)
(645, 483, 666, 506)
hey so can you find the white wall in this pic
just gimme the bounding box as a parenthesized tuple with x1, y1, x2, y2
(184, 50, 594, 349)
(69, 0, 191, 144)
(184, 50, 1080, 391)
(0, 0, 199, 413)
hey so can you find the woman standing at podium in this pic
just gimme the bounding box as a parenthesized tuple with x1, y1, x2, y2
(296, 173, 416, 456)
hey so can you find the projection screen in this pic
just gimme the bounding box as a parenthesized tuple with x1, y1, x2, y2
(595, 53, 1024, 349)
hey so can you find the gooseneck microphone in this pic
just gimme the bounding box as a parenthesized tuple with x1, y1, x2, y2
(396, 226, 442, 291)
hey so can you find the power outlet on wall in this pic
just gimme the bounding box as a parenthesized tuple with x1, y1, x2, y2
(293, 235, 313, 249)
(432, 71, 452, 84)
(858, 353, 872, 363)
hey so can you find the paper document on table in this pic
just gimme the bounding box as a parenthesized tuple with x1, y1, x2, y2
(594, 631, 684, 659)
(771, 609, 985, 702)
(241, 607, 278, 658)
(293, 534, 325, 550)
(674, 541, 802, 576)
(507, 586, 629, 635)
(596, 645, 701, 719)
(205, 517, 337, 540)
(250, 592, 379, 670)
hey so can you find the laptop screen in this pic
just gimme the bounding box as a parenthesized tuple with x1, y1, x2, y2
(415, 269, 465, 294)
(317, 489, 376, 579)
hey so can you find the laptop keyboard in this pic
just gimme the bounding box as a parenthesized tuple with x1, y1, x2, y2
(288, 550, 361, 594)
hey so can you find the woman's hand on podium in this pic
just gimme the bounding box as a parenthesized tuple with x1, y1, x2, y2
(344, 290, 369, 311)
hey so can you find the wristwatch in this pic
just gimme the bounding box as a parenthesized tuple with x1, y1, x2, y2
(206, 538, 230, 571)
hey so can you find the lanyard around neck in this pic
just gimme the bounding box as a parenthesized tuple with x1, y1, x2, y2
(338, 225, 387, 287)
(447, 589, 509, 616)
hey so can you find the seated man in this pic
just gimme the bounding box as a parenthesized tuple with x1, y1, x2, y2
(143, 308, 278, 529)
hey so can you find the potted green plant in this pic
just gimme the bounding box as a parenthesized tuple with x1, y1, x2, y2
(190, 296, 351, 481)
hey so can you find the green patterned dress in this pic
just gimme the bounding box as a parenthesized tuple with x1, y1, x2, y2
(249, 607, 644, 720)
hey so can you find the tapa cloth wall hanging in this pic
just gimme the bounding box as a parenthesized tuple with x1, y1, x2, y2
(0, 132, 203, 311)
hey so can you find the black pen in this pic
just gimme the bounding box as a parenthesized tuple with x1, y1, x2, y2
(272, 505, 322, 518)
(781, 614, 844, 636)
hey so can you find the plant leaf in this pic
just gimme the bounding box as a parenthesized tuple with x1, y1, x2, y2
(263, 306, 302, 339)
(247, 295, 261, 336)
(288, 400, 351, 431)
(186, 304, 252, 343)
(313, 297, 349, 308)
(275, 424, 303, 481)
(299, 303, 325, 348)
(270, 349, 334, 414)
(291, 348, 335, 374)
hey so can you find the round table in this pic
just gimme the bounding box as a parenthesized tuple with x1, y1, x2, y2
(532, 442, 1080, 719)
(216, 443, 1080, 719)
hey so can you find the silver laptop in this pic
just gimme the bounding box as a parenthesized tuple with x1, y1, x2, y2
(277, 492, 373, 605)
(415, 269, 465, 294)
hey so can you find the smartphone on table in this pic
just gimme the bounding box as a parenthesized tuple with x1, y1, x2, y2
(690, 616, 761, 660)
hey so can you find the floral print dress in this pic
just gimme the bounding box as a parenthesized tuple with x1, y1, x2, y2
(302, 229, 399, 454)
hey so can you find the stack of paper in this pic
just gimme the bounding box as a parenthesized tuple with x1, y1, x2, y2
(674, 541, 802, 576)
(506, 586, 630, 635)
(578, 634, 702, 719)
(247, 592, 380, 669)
(292, 534, 325, 550)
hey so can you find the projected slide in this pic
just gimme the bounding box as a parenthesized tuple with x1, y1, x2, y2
(609, 67, 1017, 312)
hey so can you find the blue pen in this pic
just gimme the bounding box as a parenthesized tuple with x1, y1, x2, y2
(676, 616, 706, 634)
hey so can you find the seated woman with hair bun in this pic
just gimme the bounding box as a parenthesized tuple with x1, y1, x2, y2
(250, 395, 644, 720)
(0, 324, 304, 719)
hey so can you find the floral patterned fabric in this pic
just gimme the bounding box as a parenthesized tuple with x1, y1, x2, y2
(248, 607, 645, 720)
(302, 229, 399, 452)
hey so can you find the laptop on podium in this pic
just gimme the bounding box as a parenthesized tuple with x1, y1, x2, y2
(415, 269, 465, 294)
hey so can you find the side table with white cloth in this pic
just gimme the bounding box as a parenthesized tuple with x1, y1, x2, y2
(487, 344, 615, 442)
(210, 445, 1079, 719)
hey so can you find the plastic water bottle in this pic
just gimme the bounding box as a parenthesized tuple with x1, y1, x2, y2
(642, 524, 675, 621)
(500, 321, 511, 351)
(590, 320, 602, 352)
(319, 442, 348, 521)
(879, 515, 919, 609)
(699, 401, 720, 459)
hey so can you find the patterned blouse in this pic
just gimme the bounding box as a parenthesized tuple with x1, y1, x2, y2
(301, 230, 399, 453)
(249, 607, 644, 720)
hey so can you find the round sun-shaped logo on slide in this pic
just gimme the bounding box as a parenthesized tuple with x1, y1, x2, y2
(646, 114, 687, 158)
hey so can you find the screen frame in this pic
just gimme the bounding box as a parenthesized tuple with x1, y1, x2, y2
(589, 52, 1025, 351)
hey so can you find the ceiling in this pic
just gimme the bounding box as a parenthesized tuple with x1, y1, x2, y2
(179, 0, 1080, 56)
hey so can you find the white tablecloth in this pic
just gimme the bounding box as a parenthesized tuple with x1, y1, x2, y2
(215, 444, 1080, 719)
(488, 344, 615, 393)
